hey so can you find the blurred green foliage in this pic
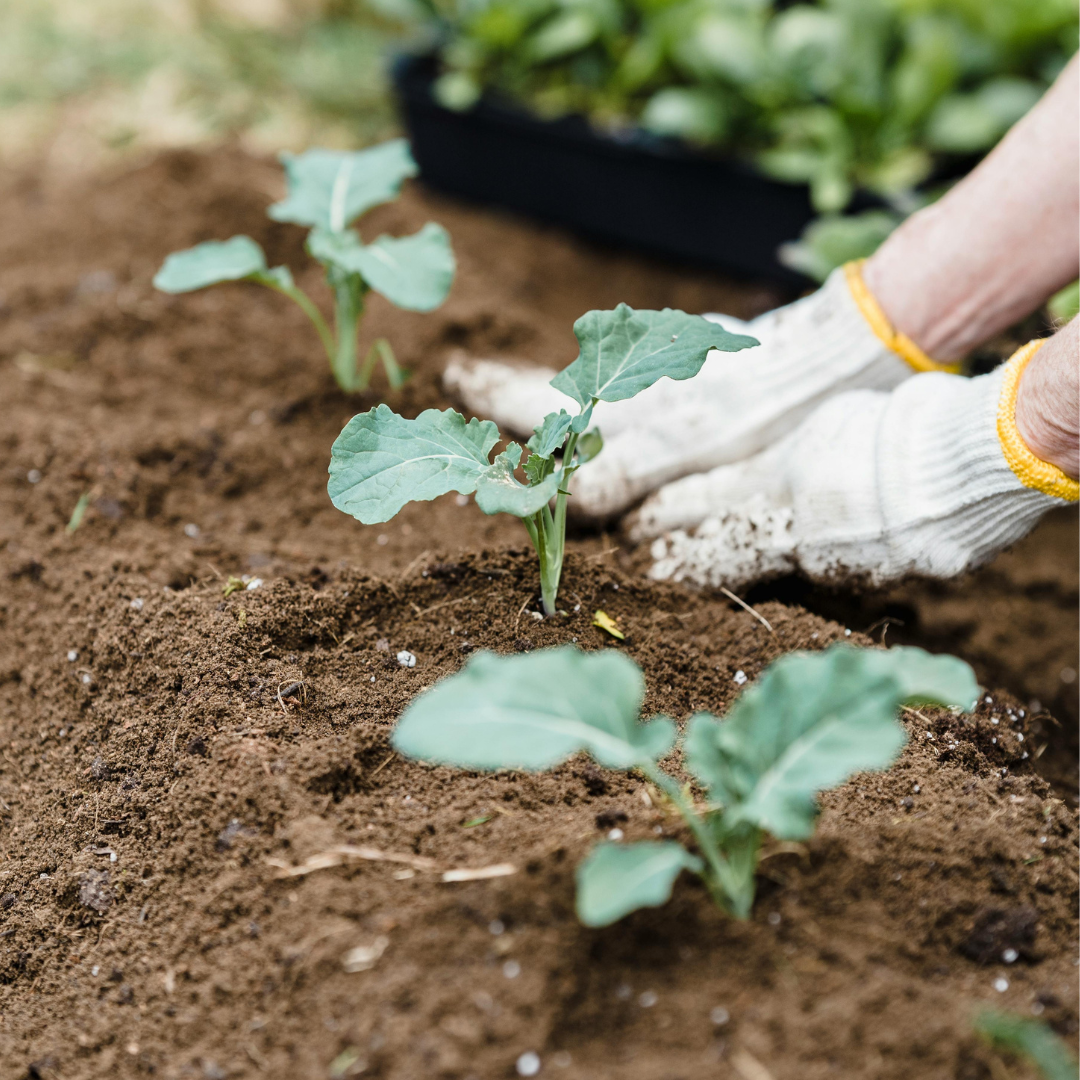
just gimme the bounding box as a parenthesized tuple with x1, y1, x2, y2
(412, 0, 1077, 214)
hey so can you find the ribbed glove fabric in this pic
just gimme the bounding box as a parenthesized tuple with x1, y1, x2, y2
(643, 340, 1078, 590)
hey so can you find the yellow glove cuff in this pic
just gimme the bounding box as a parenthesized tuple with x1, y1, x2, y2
(844, 260, 961, 374)
(997, 339, 1079, 502)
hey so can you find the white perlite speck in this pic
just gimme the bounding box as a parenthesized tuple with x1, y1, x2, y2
(733, 670, 747, 685)
(516, 1052, 541, 1077)
(397, 651, 417, 668)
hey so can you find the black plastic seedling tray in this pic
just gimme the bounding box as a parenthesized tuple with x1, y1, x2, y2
(392, 52, 820, 285)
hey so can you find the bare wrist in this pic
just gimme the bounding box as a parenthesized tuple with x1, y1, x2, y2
(1014, 322, 1080, 480)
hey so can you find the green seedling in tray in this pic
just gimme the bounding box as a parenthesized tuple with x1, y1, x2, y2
(392, 643, 978, 925)
(153, 140, 455, 393)
(327, 303, 757, 615)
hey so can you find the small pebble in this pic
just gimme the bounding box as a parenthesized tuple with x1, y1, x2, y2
(1031, 1001, 1045, 1016)
(993, 977, 1009, 993)
(397, 651, 417, 668)
(503, 960, 521, 979)
(767, 912, 781, 926)
(710, 1006, 730, 1026)
(607, 828, 624, 841)
(653, 825, 663, 835)
(455, 494, 469, 507)
(376, 534, 388, 546)
(370, 675, 376, 683)
(733, 670, 747, 686)
(91, 966, 100, 976)
(616, 984, 632, 1000)
(1002, 948, 1019, 963)
(183, 523, 200, 538)
(67, 650, 78, 662)
(844, 629, 851, 636)
(129, 598, 144, 611)
(489, 920, 505, 936)
(81, 674, 91, 685)
(245, 578, 262, 591)
(516, 1052, 541, 1077)
(912, 784, 920, 794)
(530, 611, 544, 622)
(639, 990, 658, 1008)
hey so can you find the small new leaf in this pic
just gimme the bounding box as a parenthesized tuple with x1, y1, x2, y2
(576, 842, 703, 927)
(551, 304, 758, 407)
(523, 453, 556, 485)
(392, 646, 676, 771)
(328, 405, 499, 524)
(474, 444, 560, 517)
(269, 141, 418, 231)
(308, 223, 455, 311)
(153, 236, 268, 293)
(527, 410, 574, 457)
(576, 429, 603, 464)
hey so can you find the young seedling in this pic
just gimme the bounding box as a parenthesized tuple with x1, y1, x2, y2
(153, 140, 455, 393)
(391, 643, 978, 925)
(327, 304, 757, 615)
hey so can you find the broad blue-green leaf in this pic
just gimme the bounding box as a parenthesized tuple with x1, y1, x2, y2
(576, 842, 703, 927)
(685, 646, 977, 840)
(392, 646, 676, 771)
(269, 140, 417, 231)
(857, 645, 978, 710)
(328, 405, 499, 525)
(474, 444, 560, 517)
(551, 304, 758, 407)
(527, 410, 574, 457)
(308, 224, 455, 311)
(925, 78, 1042, 154)
(154, 236, 267, 293)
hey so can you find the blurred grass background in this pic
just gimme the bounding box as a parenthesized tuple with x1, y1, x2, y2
(0, 0, 406, 175)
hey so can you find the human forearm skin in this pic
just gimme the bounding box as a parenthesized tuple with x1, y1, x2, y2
(864, 54, 1080, 361)
(1015, 318, 1079, 479)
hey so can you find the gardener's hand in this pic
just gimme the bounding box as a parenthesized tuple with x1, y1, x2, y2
(633, 337, 1079, 591)
(445, 264, 949, 520)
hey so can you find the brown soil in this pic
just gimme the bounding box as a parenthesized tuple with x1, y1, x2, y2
(0, 147, 1076, 1080)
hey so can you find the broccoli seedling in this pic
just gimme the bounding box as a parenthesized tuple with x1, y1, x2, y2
(327, 304, 757, 615)
(153, 140, 455, 393)
(391, 643, 978, 924)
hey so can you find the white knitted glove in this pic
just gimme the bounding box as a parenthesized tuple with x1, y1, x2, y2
(445, 264, 946, 519)
(637, 341, 1079, 590)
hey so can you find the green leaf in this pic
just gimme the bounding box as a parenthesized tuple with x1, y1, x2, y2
(551, 305, 758, 408)
(685, 646, 977, 840)
(527, 410, 574, 457)
(308, 223, 455, 311)
(328, 405, 500, 525)
(975, 1010, 1078, 1080)
(268, 140, 418, 231)
(474, 444, 560, 517)
(575, 842, 703, 927)
(641, 87, 729, 143)
(525, 9, 600, 62)
(575, 429, 603, 464)
(392, 645, 676, 771)
(925, 78, 1042, 153)
(523, 453, 556, 485)
(153, 236, 267, 293)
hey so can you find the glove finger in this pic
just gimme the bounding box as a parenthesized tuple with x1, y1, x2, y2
(443, 354, 569, 438)
(646, 504, 797, 592)
(626, 437, 795, 541)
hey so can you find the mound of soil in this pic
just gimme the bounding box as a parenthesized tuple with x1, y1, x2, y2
(1, 550, 1077, 1080)
(0, 147, 1077, 1079)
